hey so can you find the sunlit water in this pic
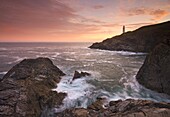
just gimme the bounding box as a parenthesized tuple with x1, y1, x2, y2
(0, 42, 170, 112)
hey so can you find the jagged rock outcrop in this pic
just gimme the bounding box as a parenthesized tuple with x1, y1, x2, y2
(90, 21, 170, 52)
(73, 71, 91, 80)
(56, 99, 170, 117)
(136, 38, 170, 95)
(0, 57, 66, 117)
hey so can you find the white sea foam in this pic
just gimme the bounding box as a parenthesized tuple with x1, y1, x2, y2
(65, 58, 75, 61)
(0, 48, 7, 51)
(83, 63, 94, 67)
(96, 60, 113, 63)
(51, 52, 60, 58)
(28, 51, 39, 54)
(53, 75, 95, 112)
(95, 49, 147, 56)
(116, 51, 147, 56)
(7, 56, 27, 64)
(117, 64, 128, 75)
(83, 59, 96, 62)
(117, 74, 170, 102)
(0, 71, 7, 75)
(97, 79, 115, 82)
(36, 55, 40, 58)
(83, 53, 92, 56)
(63, 52, 76, 55)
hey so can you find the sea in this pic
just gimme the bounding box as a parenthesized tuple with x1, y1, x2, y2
(0, 42, 170, 112)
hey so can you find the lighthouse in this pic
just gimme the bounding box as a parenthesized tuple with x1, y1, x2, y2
(123, 25, 125, 34)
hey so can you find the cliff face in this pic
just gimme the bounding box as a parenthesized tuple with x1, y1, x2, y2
(136, 38, 170, 95)
(90, 21, 170, 52)
(0, 58, 66, 117)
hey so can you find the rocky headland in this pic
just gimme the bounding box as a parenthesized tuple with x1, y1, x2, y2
(89, 21, 170, 53)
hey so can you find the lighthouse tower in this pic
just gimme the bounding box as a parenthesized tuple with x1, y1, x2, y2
(123, 25, 125, 34)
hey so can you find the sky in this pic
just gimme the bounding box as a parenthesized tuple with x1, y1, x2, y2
(0, 0, 170, 42)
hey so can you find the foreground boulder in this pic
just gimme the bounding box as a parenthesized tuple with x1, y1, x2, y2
(136, 38, 170, 95)
(90, 21, 170, 52)
(56, 99, 170, 117)
(0, 57, 66, 117)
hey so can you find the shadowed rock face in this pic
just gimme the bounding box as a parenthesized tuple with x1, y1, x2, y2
(90, 21, 170, 52)
(136, 38, 170, 95)
(56, 99, 170, 117)
(0, 57, 66, 117)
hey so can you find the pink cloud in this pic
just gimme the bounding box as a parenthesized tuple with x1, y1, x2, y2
(150, 9, 169, 21)
(123, 7, 169, 21)
(93, 5, 104, 9)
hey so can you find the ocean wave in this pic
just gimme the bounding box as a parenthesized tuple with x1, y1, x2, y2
(83, 63, 94, 67)
(94, 49, 147, 56)
(65, 58, 75, 61)
(7, 56, 27, 64)
(83, 59, 96, 62)
(96, 60, 113, 63)
(53, 75, 95, 112)
(117, 75, 170, 103)
(0, 48, 8, 51)
(63, 52, 76, 55)
(0, 71, 7, 75)
(27, 51, 40, 54)
(51, 52, 60, 58)
(115, 51, 147, 56)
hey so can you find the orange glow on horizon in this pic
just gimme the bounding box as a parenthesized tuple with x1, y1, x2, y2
(0, 0, 170, 42)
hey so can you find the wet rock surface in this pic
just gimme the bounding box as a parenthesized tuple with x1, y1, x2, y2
(56, 99, 170, 117)
(137, 38, 170, 95)
(90, 21, 170, 53)
(0, 57, 66, 117)
(73, 71, 91, 80)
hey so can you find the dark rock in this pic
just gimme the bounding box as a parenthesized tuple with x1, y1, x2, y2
(73, 71, 91, 80)
(73, 108, 89, 117)
(87, 97, 105, 111)
(90, 21, 170, 53)
(56, 108, 89, 117)
(0, 57, 66, 117)
(2, 57, 65, 81)
(136, 38, 170, 95)
(109, 99, 122, 106)
(56, 99, 170, 117)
